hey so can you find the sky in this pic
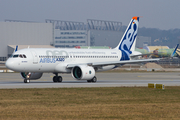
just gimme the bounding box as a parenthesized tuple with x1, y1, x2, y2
(0, 0, 179, 30)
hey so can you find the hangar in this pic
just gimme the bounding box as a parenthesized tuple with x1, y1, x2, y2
(0, 21, 53, 61)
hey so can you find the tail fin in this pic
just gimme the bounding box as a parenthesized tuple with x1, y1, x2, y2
(115, 16, 139, 60)
(14, 45, 18, 52)
(171, 44, 179, 57)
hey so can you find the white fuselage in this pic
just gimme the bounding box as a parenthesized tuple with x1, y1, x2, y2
(6, 48, 122, 73)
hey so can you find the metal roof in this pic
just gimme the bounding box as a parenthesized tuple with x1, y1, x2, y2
(8, 45, 55, 50)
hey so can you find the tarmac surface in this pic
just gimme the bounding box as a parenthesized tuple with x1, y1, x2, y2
(0, 72, 180, 89)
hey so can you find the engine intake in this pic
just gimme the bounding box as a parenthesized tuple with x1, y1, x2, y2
(71, 65, 95, 80)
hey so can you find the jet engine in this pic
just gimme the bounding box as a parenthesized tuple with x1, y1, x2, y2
(21, 72, 43, 80)
(71, 65, 95, 80)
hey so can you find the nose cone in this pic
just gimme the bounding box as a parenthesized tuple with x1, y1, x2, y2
(5, 59, 15, 70)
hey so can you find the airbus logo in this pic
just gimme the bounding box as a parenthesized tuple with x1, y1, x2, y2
(39, 58, 65, 63)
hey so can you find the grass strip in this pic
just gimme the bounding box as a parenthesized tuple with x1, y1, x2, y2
(0, 87, 180, 119)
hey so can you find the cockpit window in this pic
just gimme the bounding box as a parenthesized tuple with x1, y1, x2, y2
(19, 54, 23, 58)
(10, 55, 13, 58)
(13, 55, 19, 58)
(23, 55, 27, 58)
(12, 54, 27, 58)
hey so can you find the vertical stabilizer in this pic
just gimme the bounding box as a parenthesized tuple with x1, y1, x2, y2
(171, 44, 179, 57)
(14, 45, 18, 52)
(115, 16, 139, 60)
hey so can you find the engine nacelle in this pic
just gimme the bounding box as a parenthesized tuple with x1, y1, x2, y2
(71, 65, 95, 80)
(21, 72, 43, 80)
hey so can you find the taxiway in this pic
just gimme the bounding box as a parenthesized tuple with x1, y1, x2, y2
(0, 72, 180, 89)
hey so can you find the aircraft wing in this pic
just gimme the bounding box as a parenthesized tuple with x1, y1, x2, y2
(130, 52, 165, 58)
(130, 53, 152, 58)
(66, 58, 160, 68)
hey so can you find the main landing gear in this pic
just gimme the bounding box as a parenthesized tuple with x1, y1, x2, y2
(87, 76, 97, 83)
(53, 73, 62, 83)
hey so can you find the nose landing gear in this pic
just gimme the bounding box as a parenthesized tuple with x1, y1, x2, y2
(24, 72, 31, 83)
(24, 79, 30, 83)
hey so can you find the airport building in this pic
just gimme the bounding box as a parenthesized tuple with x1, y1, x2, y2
(0, 19, 151, 61)
(0, 20, 53, 61)
(46, 20, 87, 48)
(86, 19, 123, 48)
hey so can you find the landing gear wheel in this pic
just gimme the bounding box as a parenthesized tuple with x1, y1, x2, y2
(87, 80, 91, 83)
(27, 79, 30, 83)
(87, 76, 97, 83)
(57, 76, 62, 82)
(53, 76, 63, 83)
(24, 79, 30, 83)
(24, 79, 27, 83)
(53, 76, 58, 82)
(91, 76, 97, 83)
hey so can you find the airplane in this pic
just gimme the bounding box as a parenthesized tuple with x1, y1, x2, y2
(5, 16, 159, 83)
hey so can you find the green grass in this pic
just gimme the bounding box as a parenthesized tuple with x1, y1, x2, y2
(0, 87, 180, 119)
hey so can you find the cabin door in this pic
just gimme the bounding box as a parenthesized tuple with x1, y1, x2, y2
(31, 51, 38, 64)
